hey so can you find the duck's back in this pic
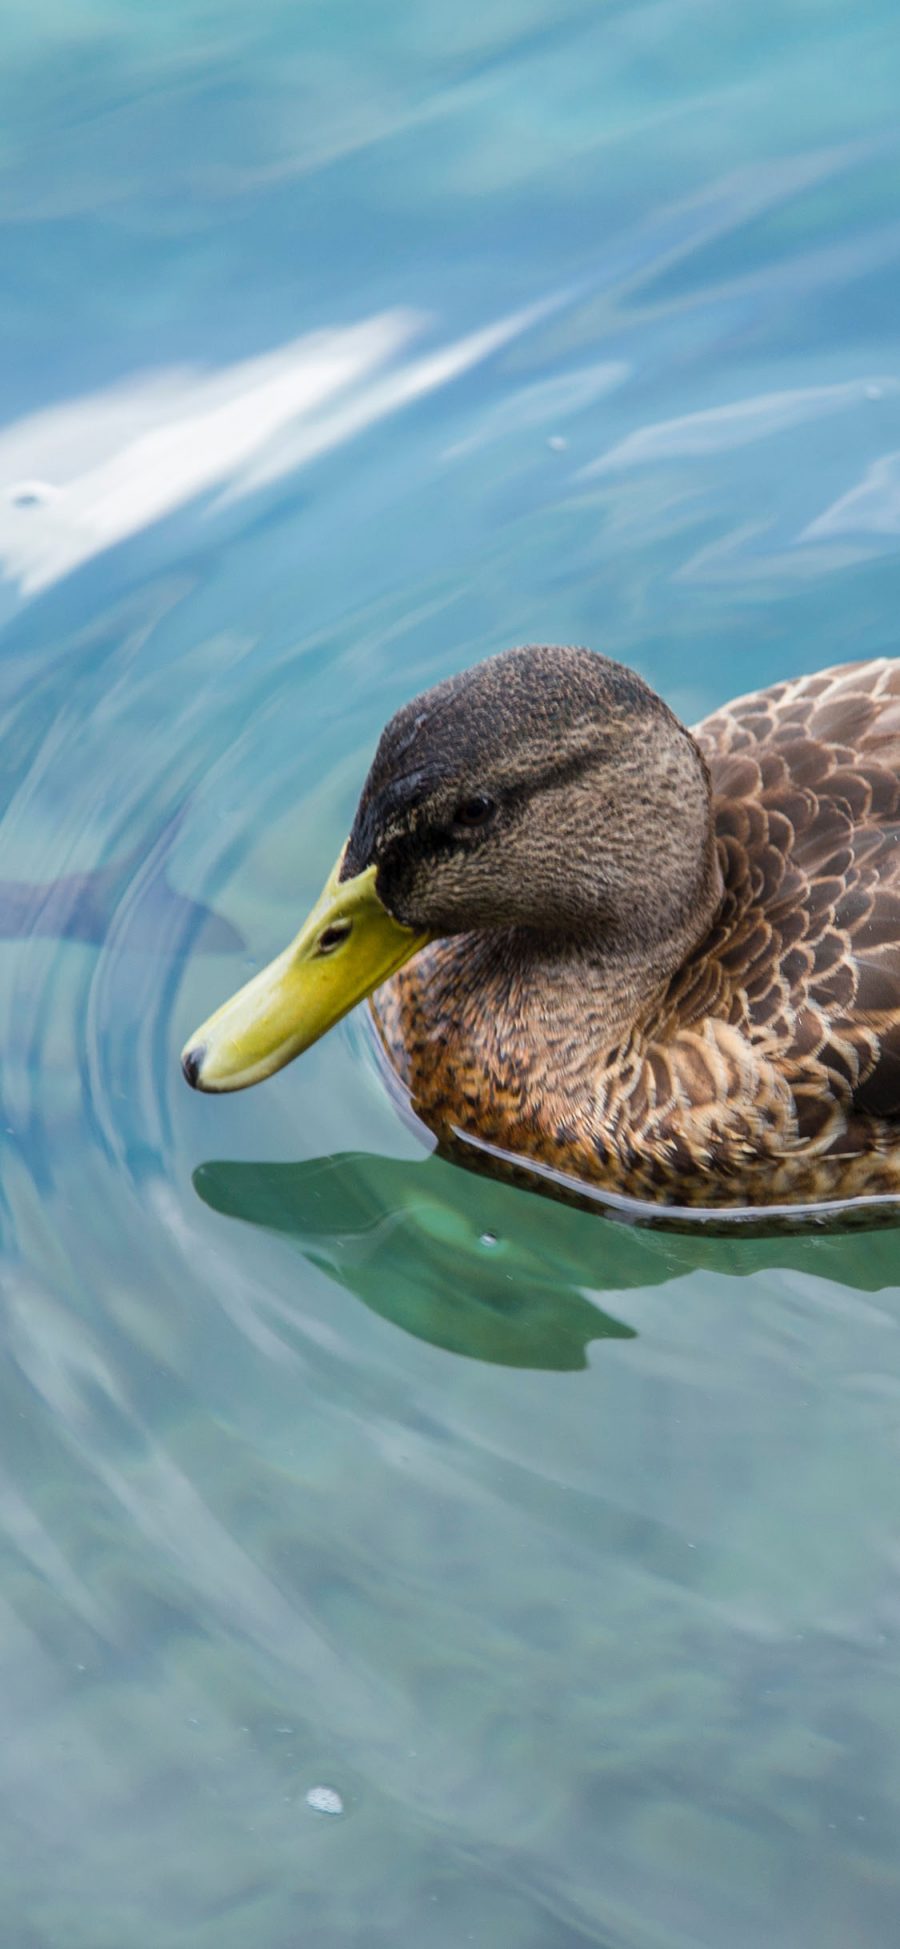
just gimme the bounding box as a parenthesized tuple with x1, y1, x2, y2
(628, 657, 900, 1202)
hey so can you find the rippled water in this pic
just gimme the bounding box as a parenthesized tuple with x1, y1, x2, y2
(3, 4, 900, 1944)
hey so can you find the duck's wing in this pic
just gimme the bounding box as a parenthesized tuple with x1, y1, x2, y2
(693, 657, 900, 1131)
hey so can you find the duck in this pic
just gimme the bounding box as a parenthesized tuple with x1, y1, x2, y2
(182, 644, 900, 1208)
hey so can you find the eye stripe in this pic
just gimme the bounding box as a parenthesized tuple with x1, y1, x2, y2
(346, 746, 601, 875)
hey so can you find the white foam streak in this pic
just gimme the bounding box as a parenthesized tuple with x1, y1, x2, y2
(802, 449, 900, 540)
(0, 299, 553, 594)
(212, 296, 562, 503)
(441, 359, 630, 459)
(582, 377, 899, 476)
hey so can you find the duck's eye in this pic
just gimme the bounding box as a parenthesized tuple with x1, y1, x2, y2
(452, 793, 496, 831)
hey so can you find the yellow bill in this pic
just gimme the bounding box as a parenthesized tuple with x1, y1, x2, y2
(181, 850, 430, 1092)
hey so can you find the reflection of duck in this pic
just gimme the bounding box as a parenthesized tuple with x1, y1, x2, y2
(184, 647, 900, 1208)
(193, 1150, 900, 1370)
(195, 1150, 635, 1369)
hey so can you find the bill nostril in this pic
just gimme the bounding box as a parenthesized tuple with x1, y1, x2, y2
(182, 1043, 206, 1088)
(317, 920, 351, 955)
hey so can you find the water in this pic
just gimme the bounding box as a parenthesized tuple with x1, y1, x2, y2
(2, 3, 900, 1943)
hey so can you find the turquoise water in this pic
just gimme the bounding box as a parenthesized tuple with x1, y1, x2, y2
(3, 3, 900, 1942)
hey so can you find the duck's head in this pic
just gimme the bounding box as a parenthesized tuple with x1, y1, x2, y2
(182, 644, 719, 1092)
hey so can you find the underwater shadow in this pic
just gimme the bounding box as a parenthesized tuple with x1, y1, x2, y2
(0, 813, 243, 956)
(193, 1149, 900, 1372)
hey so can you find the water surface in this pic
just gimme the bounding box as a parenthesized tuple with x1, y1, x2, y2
(2, 3, 900, 1944)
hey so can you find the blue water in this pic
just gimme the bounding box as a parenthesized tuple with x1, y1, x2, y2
(2, 4, 900, 1944)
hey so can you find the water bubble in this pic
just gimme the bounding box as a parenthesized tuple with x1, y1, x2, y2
(7, 478, 61, 508)
(305, 1785, 344, 1816)
(480, 1231, 498, 1248)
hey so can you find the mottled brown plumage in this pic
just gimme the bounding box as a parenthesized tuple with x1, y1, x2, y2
(364, 648, 900, 1207)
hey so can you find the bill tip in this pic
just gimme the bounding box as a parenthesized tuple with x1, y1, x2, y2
(181, 1042, 206, 1089)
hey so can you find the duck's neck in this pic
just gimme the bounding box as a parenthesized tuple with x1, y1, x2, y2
(424, 909, 713, 1055)
(382, 860, 723, 1149)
